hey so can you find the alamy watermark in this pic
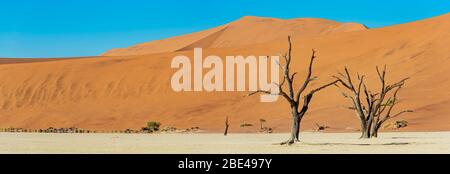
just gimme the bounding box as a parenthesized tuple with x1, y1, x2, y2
(171, 48, 280, 102)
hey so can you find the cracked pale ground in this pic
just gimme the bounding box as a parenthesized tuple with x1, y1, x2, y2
(0, 132, 449, 154)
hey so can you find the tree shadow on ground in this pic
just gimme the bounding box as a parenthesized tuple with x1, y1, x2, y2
(292, 142, 411, 146)
(390, 137, 418, 139)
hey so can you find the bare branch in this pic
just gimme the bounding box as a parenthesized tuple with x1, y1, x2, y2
(344, 67, 356, 91)
(379, 86, 402, 122)
(248, 90, 271, 96)
(379, 110, 413, 125)
(340, 91, 350, 98)
(290, 72, 298, 84)
(282, 53, 288, 64)
(334, 76, 353, 90)
(273, 77, 291, 103)
(279, 90, 292, 102)
(247, 89, 291, 103)
(376, 65, 386, 82)
(279, 76, 286, 87)
(378, 80, 412, 127)
(357, 75, 365, 96)
(377, 97, 393, 115)
(224, 116, 230, 136)
(385, 77, 410, 92)
(309, 80, 340, 95)
(363, 84, 372, 109)
(272, 58, 285, 71)
(286, 36, 293, 65)
(337, 71, 346, 80)
(390, 110, 414, 119)
(294, 49, 316, 103)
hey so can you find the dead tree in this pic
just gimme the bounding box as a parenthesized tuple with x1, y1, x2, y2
(259, 119, 266, 130)
(224, 116, 230, 136)
(249, 36, 338, 145)
(334, 66, 413, 138)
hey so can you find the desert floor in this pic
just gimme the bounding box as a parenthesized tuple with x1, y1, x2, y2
(0, 132, 449, 154)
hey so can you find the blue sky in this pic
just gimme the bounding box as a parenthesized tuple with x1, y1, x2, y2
(0, 0, 449, 58)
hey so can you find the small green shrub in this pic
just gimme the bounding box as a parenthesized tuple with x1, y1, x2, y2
(147, 121, 161, 131)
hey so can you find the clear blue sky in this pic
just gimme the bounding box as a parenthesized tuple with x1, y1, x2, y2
(0, 0, 449, 58)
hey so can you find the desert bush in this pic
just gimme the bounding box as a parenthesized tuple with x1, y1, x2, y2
(260, 127, 273, 134)
(124, 129, 133, 133)
(141, 127, 150, 133)
(161, 126, 177, 132)
(259, 119, 266, 129)
(315, 123, 330, 131)
(147, 121, 161, 132)
(394, 120, 408, 129)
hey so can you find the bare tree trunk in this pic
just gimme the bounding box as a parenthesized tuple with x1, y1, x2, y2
(284, 106, 300, 144)
(364, 118, 373, 138)
(371, 123, 380, 138)
(295, 116, 301, 141)
(372, 130, 378, 138)
(361, 127, 370, 138)
(224, 116, 229, 136)
(370, 117, 379, 138)
(359, 121, 370, 138)
(295, 112, 306, 141)
(288, 114, 300, 144)
(360, 119, 370, 138)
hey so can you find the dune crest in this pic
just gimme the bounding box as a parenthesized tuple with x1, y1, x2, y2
(102, 16, 368, 56)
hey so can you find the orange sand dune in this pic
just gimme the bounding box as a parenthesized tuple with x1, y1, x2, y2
(0, 13, 449, 133)
(0, 57, 99, 65)
(102, 16, 367, 56)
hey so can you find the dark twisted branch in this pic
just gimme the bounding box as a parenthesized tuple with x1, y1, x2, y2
(295, 49, 317, 103)
(298, 80, 339, 116)
(378, 85, 411, 125)
(334, 68, 367, 122)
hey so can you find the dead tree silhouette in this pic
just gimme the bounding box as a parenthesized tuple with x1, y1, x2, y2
(224, 116, 230, 136)
(334, 66, 413, 138)
(249, 36, 338, 145)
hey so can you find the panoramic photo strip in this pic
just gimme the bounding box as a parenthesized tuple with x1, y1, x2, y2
(0, 0, 450, 172)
